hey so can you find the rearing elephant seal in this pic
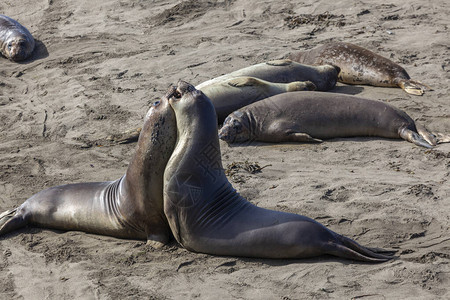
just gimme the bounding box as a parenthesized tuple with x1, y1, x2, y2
(200, 76, 316, 123)
(289, 42, 431, 95)
(196, 59, 339, 92)
(0, 89, 178, 247)
(0, 15, 35, 61)
(219, 91, 448, 148)
(163, 80, 392, 262)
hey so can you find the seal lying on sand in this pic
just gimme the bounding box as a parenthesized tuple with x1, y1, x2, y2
(197, 59, 338, 92)
(218, 91, 449, 148)
(106, 74, 318, 143)
(289, 42, 431, 95)
(0, 15, 35, 61)
(200, 76, 316, 123)
(0, 89, 178, 247)
(163, 80, 392, 262)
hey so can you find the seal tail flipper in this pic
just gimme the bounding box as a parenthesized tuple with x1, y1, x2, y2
(324, 234, 394, 262)
(337, 234, 396, 260)
(397, 79, 433, 96)
(398, 127, 434, 148)
(434, 133, 450, 144)
(0, 208, 26, 237)
(326, 243, 392, 263)
(415, 123, 437, 146)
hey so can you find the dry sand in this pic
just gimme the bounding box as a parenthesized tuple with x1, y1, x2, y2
(1, 0, 449, 299)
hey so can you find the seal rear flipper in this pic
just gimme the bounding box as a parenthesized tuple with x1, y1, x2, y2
(433, 132, 450, 144)
(415, 123, 437, 146)
(0, 208, 27, 237)
(398, 127, 433, 148)
(337, 234, 396, 260)
(287, 132, 323, 143)
(397, 79, 432, 96)
(326, 242, 392, 263)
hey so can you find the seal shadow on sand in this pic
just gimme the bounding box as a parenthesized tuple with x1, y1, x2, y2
(329, 84, 365, 95)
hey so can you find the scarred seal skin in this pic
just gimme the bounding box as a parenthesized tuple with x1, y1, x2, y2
(289, 42, 431, 95)
(0, 15, 35, 61)
(163, 80, 392, 262)
(0, 89, 178, 248)
(219, 91, 449, 148)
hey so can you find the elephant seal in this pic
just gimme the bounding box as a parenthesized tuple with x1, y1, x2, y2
(105, 75, 317, 143)
(200, 76, 316, 123)
(289, 42, 431, 96)
(0, 15, 35, 61)
(0, 88, 178, 247)
(196, 59, 339, 92)
(163, 80, 392, 262)
(218, 91, 448, 148)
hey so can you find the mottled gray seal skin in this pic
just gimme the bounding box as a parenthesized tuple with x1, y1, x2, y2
(0, 89, 178, 247)
(196, 59, 339, 92)
(289, 42, 431, 96)
(0, 15, 35, 61)
(200, 76, 316, 123)
(218, 91, 448, 148)
(163, 80, 391, 262)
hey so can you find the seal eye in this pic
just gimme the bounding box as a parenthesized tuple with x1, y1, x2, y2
(233, 120, 242, 134)
(153, 101, 161, 106)
(7, 43, 12, 51)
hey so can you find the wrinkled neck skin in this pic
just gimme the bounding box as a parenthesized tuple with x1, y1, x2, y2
(120, 107, 176, 241)
(164, 96, 228, 244)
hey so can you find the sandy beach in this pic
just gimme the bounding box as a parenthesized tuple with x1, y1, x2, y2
(0, 0, 449, 299)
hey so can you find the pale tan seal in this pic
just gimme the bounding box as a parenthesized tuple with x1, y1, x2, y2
(289, 42, 431, 95)
(200, 76, 316, 123)
(0, 15, 35, 61)
(163, 80, 392, 262)
(197, 59, 338, 92)
(218, 91, 449, 148)
(0, 89, 178, 247)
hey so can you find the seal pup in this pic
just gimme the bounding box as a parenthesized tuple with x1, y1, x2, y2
(163, 80, 392, 262)
(289, 42, 431, 96)
(0, 89, 178, 247)
(218, 91, 448, 148)
(0, 15, 35, 61)
(200, 76, 316, 123)
(196, 59, 339, 92)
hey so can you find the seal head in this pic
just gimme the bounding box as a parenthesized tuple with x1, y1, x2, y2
(0, 15, 35, 61)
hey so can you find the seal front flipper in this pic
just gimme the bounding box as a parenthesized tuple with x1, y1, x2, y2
(397, 79, 433, 96)
(287, 131, 323, 143)
(106, 127, 142, 144)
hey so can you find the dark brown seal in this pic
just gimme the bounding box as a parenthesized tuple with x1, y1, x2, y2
(218, 91, 448, 148)
(289, 42, 431, 95)
(163, 80, 392, 262)
(0, 15, 35, 61)
(0, 89, 178, 247)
